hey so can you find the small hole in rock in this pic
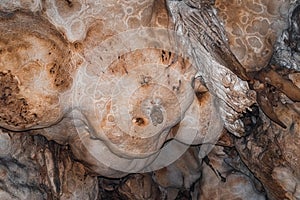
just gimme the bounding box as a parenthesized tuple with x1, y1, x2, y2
(133, 117, 145, 126)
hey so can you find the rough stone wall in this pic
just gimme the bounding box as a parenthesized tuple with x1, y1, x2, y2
(0, 0, 299, 200)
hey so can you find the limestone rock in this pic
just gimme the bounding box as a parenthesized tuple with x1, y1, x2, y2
(0, 0, 299, 199)
(215, 0, 290, 71)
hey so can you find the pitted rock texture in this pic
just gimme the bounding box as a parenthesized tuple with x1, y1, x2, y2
(0, 11, 74, 131)
(0, 0, 300, 199)
(0, 0, 225, 177)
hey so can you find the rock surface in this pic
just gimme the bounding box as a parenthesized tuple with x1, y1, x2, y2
(0, 0, 299, 199)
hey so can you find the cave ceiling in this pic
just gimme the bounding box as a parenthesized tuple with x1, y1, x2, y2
(0, 0, 300, 199)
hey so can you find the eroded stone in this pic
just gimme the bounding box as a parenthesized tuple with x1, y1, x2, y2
(215, 0, 290, 71)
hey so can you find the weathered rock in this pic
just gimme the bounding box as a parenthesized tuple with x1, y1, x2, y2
(215, 0, 290, 72)
(152, 147, 201, 198)
(235, 105, 300, 200)
(273, 2, 300, 71)
(0, 0, 224, 177)
(194, 146, 266, 200)
(167, 0, 257, 136)
(0, 0, 300, 199)
(118, 173, 162, 200)
(0, 11, 73, 131)
(0, 129, 99, 199)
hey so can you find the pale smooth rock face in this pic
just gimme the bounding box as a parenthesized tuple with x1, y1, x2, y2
(194, 146, 266, 200)
(153, 147, 201, 190)
(0, 0, 300, 199)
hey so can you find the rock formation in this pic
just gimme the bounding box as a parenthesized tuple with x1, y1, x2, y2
(0, 0, 299, 199)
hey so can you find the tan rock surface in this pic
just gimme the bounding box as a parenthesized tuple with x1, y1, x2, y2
(0, 0, 300, 199)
